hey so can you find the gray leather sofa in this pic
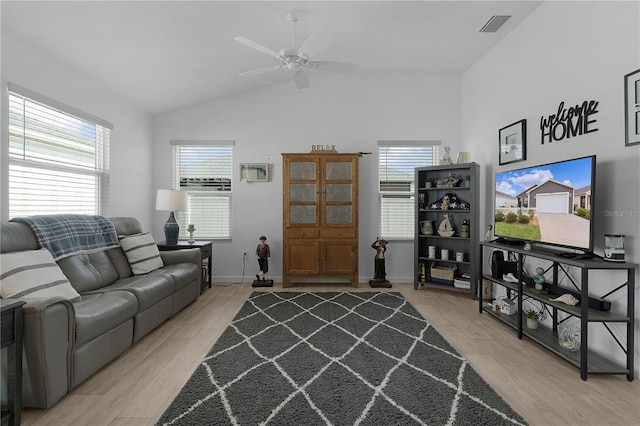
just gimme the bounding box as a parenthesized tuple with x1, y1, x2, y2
(0, 217, 202, 408)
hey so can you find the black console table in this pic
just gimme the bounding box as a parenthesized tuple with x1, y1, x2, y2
(479, 240, 635, 381)
(1, 300, 25, 426)
(158, 241, 213, 293)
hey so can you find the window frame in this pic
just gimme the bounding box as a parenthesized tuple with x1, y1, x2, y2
(6, 83, 112, 219)
(171, 140, 234, 240)
(377, 141, 440, 240)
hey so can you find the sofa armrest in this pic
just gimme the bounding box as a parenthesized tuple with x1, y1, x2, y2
(160, 247, 202, 267)
(4, 297, 75, 408)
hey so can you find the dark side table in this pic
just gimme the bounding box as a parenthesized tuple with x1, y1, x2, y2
(157, 241, 212, 293)
(1, 299, 26, 426)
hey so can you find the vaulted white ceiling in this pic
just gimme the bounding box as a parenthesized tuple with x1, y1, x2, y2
(1, 1, 542, 115)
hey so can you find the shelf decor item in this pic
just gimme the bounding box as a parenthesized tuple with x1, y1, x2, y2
(456, 152, 470, 164)
(187, 224, 196, 244)
(440, 146, 453, 165)
(624, 68, 640, 146)
(499, 119, 526, 165)
(558, 323, 581, 352)
(430, 264, 455, 284)
(419, 220, 435, 235)
(437, 214, 455, 237)
(524, 310, 541, 329)
(429, 192, 470, 210)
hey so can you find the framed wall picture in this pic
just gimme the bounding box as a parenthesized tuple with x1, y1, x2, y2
(240, 163, 269, 182)
(499, 119, 527, 165)
(624, 68, 640, 146)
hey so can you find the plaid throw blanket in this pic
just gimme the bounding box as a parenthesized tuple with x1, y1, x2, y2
(10, 214, 120, 260)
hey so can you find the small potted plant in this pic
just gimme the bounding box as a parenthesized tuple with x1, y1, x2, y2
(524, 309, 542, 329)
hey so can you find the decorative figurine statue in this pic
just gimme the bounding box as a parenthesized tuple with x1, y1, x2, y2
(485, 224, 493, 241)
(440, 146, 452, 165)
(253, 236, 273, 287)
(437, 214, 455, 237)
(369, 237, 391, 288)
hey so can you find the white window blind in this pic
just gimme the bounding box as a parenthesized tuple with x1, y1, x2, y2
(378, 141, 440, 238)
(8, 84, 112, 218)
(171, 141, 233, 239)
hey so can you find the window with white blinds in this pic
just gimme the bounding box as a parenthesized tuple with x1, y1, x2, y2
(378, 141, 440, 238)
(7, 84, 112, 218)
(171, 141, 233, 239)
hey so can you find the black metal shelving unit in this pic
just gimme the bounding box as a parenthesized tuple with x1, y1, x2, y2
(479, 240, 636, 380)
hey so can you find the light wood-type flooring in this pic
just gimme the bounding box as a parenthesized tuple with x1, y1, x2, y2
(20, 282, 640, 425)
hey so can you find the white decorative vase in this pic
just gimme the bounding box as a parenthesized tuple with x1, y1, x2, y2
(526, 317, 539, 329)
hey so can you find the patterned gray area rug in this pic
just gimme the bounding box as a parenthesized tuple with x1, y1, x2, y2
(157, 292, 527, 425)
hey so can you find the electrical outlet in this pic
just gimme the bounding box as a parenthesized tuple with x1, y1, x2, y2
(242, 250, 248, 257)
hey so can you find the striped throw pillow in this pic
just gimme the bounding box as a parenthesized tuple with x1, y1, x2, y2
(0, 248, 81, 302)
(119, 232, 164, 275)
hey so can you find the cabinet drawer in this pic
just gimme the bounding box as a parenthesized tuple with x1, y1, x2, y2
(284, 228, 320, 239)
(320, 229, 356, 239)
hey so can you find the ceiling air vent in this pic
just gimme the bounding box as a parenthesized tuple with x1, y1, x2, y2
(479, 15, 512, 33)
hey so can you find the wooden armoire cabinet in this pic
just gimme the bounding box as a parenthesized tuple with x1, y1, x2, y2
(282, 153, 359, 288)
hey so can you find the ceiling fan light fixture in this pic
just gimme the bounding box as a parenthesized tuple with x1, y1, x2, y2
(235, 11, 355, 90)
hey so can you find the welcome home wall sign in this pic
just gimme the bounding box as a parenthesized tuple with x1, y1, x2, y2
(540, 100, 599, 144)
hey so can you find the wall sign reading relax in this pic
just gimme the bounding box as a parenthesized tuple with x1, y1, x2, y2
(540, 100, 599, 144)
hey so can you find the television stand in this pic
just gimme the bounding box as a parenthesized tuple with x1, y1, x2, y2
(494, 237, 526, 246)
(479, 239, 636, 381)
(558, 251, 598, 260)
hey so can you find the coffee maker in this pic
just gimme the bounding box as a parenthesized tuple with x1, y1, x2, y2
(604, 234, 625, 262)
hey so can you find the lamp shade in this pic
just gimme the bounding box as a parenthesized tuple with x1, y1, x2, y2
(156, 189, 187, 211)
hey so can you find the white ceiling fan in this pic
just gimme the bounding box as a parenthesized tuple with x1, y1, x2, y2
(235, 11, 356, 90)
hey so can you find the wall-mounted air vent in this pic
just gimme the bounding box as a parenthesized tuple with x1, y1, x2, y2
(479, 15, 512, 33)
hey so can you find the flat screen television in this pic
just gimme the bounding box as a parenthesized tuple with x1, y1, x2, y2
(494, 155, 596, 254)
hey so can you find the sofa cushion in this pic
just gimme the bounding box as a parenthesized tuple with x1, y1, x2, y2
(119, 233, 164, 275)
(106, 247, 134, 279)
(92, 275, 174, 311)
(109, 217, 143, 236)
(56, 251, 119, 293)
(0, 248, 81, 302)
(0, 222, 39, 253)
(74, 291, 138, 345)
(149, 263, 200, 292)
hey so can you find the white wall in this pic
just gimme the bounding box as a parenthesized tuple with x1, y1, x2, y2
(0, 35, 154, 227)
(153, 73, 462, 282)
(462, 1, 640, 377)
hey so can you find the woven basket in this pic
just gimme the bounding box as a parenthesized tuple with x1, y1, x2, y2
(430, 265, 456, 281)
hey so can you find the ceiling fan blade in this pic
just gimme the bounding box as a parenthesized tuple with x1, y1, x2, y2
(292, 68, 309, 90)
(239, 65, 283, 77)
(308, 61, 358, 74)
(298, 28, 333, 60)
(234, 36, 281, 59)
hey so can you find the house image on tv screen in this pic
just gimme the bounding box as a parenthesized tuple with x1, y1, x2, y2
(516, 180, 575, 214)
(495, 191, 517, 209)
(574, 185, 592, 210)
